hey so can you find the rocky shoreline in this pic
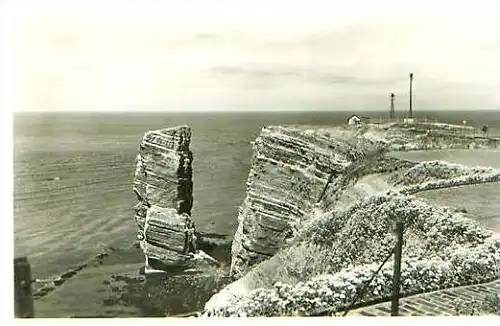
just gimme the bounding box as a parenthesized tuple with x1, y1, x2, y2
(32, 247, 120, 300)
(33, 233, 233, 317)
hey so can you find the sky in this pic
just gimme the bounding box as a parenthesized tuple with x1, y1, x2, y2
(2, 0, 500, 112)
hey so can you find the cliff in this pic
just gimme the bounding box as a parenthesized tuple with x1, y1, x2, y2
(133, 126, 217, 273)
(230, 126, 385, 278)
(204, 123, 499, 316)
(230, 123, 499, 278)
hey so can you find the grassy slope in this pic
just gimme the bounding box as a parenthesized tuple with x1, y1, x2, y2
(204, 158, 500, 316)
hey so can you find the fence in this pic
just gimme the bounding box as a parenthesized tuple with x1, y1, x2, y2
(343, 220, 404, 316)
(391, 221, 404, 316)
(311, 220, 405, 317)
(14, 256, 34, 318)
(363, 116, 440, 125)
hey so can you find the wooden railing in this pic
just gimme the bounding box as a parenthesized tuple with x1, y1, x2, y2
(311, 220, 405, 316)
(14, 257, 34, 318)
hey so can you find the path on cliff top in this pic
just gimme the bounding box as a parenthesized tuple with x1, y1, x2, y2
(334, 173, 393, 211)
(345, 279, 500, 316)
(335, 170, 500, 234)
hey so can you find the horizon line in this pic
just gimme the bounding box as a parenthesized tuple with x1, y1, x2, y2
(12, 108, 500, 114)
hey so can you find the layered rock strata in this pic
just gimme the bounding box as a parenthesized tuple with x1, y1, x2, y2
(230, 126, 376, 278)
(133, 126, 214, 272)
(230, 123, 499, 279)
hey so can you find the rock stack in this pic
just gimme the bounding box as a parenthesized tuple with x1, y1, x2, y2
(134, 126, 210, 273)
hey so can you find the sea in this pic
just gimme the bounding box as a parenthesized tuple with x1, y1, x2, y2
(13, 110, 500, 281)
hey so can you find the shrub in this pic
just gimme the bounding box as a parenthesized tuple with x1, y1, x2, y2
(204, 191, 500, 317)
(205, 237, 499, 317)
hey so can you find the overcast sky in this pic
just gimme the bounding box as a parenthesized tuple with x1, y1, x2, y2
(3, 0, 500, 111)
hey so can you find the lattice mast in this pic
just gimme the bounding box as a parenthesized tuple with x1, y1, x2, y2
(409, 73, 414, 118)
(389, 93, 395, 119)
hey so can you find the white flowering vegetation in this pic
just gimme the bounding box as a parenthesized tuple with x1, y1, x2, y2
(204, 190, 500, 317)
(389, 160, 500, 194)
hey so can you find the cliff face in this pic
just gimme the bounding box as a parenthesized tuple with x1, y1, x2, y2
(230, 126, 375, 278)
(134, 126, 193, 217)
(230, 123, 499, 279)
(133, 126, 208, 272)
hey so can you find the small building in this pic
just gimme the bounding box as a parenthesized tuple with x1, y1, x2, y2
(348, 115, 362, 126)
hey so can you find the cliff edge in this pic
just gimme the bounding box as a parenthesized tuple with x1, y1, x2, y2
(230, 123, 499, 279)
(230, 125, 384, 278)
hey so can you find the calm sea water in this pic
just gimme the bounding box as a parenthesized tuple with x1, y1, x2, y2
(13, 110, 500, 280)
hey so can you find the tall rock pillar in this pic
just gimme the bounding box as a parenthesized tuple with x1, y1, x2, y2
(133, 126, 207, 272)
